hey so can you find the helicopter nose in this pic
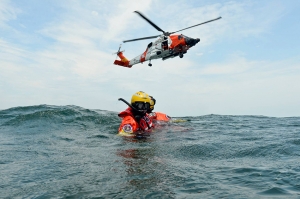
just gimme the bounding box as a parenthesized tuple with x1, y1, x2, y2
(185, 37, 200, 47)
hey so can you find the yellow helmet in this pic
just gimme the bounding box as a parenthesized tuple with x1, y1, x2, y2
(131, 91, 150, 104)
(131, 91, 151, 111)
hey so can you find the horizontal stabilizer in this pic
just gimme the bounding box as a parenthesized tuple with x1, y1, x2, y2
(114, 60, 132, 68)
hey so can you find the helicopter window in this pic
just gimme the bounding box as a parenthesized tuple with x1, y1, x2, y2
(178, 35, 183, 40)
(147, 42, 153, 48)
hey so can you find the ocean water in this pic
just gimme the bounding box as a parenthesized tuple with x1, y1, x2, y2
(0, 105, 300, 199)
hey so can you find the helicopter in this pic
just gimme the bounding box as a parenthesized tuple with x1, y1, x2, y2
(113, 11, 221, 68)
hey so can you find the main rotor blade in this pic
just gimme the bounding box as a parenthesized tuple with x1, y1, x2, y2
(171, 16, 222, 34)
(123, 35, 161, 43)
(134, 11, 165, 33)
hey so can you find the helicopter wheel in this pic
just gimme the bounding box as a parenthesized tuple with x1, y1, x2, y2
(148, 63, 152, 67)
(179, 53, 184, 58)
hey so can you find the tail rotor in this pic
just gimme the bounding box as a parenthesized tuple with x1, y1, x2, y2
(113, 44, 125, 59)
(113, 44, 131, 68)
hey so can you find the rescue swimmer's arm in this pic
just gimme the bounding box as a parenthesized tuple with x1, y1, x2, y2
(153, 112, 171, 122)
(118, 116, 138, 136)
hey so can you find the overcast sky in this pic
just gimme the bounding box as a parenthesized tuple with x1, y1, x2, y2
(1, 0, 300, 117)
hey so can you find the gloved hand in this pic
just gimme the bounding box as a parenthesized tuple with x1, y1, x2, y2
(148, 112, 157, 120)
(138, 115, 154, 131)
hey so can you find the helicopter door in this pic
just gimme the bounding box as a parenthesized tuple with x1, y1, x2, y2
(162, 36, 168, 50)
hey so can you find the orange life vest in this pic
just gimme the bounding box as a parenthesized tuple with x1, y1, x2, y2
(118, 107, 154, 135)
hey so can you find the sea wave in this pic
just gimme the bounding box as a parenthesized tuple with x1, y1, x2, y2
(1, 105, 300, 198)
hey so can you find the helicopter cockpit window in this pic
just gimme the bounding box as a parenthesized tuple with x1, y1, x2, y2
(147, 42, 153, 48)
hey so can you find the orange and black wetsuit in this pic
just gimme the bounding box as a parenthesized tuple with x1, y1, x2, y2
(118, 107, 154, 136)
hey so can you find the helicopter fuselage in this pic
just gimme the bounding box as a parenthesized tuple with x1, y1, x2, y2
(114, 34, 200, 68)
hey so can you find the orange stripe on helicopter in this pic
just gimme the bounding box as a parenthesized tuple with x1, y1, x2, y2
(140, 48, 148, 63)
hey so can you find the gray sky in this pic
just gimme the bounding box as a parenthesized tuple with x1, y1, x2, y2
(1, 0, 300, 117)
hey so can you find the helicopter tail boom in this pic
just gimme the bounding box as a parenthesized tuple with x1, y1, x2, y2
(113, 52, 131, 68)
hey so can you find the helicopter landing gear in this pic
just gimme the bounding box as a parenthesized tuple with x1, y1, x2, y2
(148, 60, 152, 67)
(179, 53, 184, 58)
